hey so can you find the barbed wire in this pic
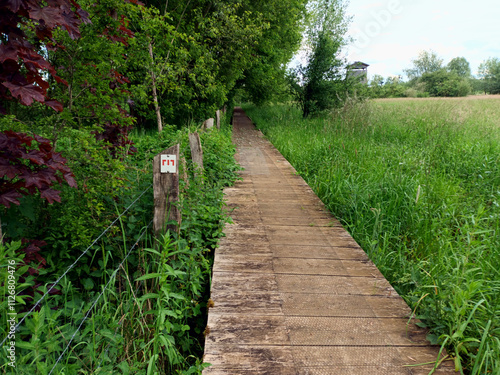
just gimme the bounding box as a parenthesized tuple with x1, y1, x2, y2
(48, 219, 153, 375)
(0, 183, 153, 347)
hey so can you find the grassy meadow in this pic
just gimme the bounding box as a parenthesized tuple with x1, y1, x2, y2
(244, 96, 500, 374)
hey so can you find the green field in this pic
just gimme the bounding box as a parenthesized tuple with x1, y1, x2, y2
(244, 97, 500, 374)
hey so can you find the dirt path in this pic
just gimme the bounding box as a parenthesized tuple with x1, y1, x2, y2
(202, 107, 454, 374)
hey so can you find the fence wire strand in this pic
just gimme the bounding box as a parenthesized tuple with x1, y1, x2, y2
(0, 183, 153, 347)
(48, 219, 153, 374)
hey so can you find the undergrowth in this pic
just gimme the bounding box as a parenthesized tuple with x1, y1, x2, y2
(0, 113, 239, 374)
(244, 98, 500, 374)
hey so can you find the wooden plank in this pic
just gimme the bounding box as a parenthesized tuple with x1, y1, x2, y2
(203, 108, 454, 375)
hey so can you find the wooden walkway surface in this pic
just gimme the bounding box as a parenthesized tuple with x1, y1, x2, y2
(203, 108, 454, 374)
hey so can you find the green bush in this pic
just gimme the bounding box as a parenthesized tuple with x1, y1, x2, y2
(0, 114, 240, 374)
(420, 69, 471, 97)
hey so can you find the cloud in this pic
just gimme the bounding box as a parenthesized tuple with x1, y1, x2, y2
(344, 0, 500, 78)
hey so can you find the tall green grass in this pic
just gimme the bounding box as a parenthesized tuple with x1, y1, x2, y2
(244, 97, 500, 374)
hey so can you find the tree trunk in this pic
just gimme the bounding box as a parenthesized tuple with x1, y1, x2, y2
(148, 41, 163, 133)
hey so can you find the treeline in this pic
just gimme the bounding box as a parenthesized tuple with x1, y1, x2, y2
(1, 0, 308, 131)
(365, 50, 500, 98)
(0, 0, 310, 254)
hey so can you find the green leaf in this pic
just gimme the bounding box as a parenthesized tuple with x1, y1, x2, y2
(136, 273, 162, 281)
(117, 360, 130, 375)
(16, 341, 35, 350)
(147, 354, 158, 375)
(138, 293, 159, 301)
(163, 310, 178, 318)
(426, 333, 440, 345)
(160, 334, 175, 346)
(82, 278, 94, 290)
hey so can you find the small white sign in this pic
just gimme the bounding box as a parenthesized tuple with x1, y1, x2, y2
(160, 154, 177, 174)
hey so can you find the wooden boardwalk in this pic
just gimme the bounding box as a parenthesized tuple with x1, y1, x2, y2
(203, 108, 454, 374)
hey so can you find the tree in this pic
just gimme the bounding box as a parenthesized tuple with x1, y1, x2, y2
(420, 69, 471, 97)
(403, 52, 472, 97)
(128, 0, 274, 126)
(478, 58, 500, 94)
(289, 0, 352, 117)
(0, 0, 89, 113)
(404, 50, 443, 81)
(0, 0, 87, 209)
(370, 75, 385, 87)
(447, 57, 471, 78)
(239, 0, 308, 105)
(383, 76, 407, 98)
(367, 75, 385, 98)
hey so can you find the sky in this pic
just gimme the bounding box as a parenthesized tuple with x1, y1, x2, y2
(344, 0, 500, 80)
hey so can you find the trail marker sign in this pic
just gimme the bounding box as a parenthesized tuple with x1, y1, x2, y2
(160, 154, 177, 174)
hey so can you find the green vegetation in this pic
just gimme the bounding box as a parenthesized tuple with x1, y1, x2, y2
(244, 97, 500, 374)
(404, 51, 472, 97)
(367, 51, 500, 99)
(287, 0, 356, 117)
(0, 114, 240, 373)
(478, 58, 500, 94)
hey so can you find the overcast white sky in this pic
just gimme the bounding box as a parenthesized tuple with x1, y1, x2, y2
(344, 0, 500, 80)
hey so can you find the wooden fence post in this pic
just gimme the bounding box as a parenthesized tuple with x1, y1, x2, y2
(153, 144, 180, 239)
(203, 118, 214, 130)
(216, 110, 221, 130)
(189, 132, 204, 178)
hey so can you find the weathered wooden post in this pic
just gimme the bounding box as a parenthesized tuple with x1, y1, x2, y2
(215, 110, 221, 130)
(203, 118, 214, 130)
(189, 132, 204, 178)
(153, 144, 180, 238)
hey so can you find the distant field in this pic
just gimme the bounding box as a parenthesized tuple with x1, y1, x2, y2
(244, 97, 500, 374)
(375, 94, 500, 102)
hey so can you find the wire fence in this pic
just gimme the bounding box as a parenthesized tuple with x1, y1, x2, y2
(1, 183, 155, 363)
(48, 219, 153, 374)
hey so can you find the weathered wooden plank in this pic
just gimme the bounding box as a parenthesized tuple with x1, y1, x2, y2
(189, 132, 204, 177)
(203, 107, 453, 375)
(216, 109, 221, 130)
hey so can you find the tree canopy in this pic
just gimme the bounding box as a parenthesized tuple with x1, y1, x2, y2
(478, 58, 500, 94)
(1, 0, 310, 242)
(404, 50, 443, 81)
(447, 57, 471, 78)
(288, 0, 354, 117)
